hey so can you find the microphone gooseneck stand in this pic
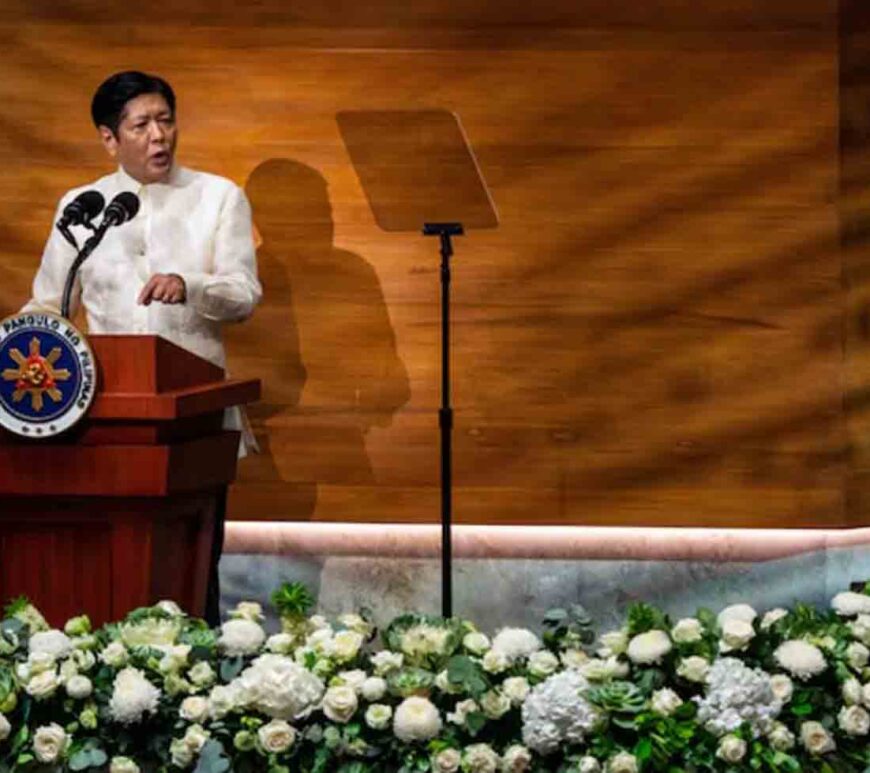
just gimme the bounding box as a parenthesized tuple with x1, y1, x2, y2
(60, 229, 108, 319)
(423, 221, 464, 619)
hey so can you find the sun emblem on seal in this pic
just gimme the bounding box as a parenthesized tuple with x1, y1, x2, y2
(1, 336, 71, 412)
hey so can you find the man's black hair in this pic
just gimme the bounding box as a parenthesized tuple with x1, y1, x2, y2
(90, 71, 176, 135)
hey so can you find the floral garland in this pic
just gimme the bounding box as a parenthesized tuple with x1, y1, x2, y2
(1, 583, 870, 772)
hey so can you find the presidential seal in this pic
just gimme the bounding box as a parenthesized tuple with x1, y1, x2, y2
(0, 312, 96, 438)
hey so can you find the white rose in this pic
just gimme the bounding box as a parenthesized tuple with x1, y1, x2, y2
(838, 705, 870, 736)
(627, 630, 672, 665)
(767, 722, 795, 751)
(847, 642, 870, 671)
(480, 690, 511, 720)
(676, 656, 710, 683)
(769, 674, 794, 703)
(671, 618, 703, 644)
(180, 696, 210, 723)
(560, 649, 589, 669)
(0, 713, 10, 742)
(336, 669, 367, 693)
(393, 696, 442, 742)
(100, 641, 128, 667)
(29, 630, 72, 660)
(370, 651, 403, 675)
(501, 744, 532, 773)
(65, 675, 93, 699)
(849, 615, 870, 646)
(156, 600, 183, 616)
(27, 652, 55, 675)
(760, 608, 788, 630)
(463, 743, 499, 773)
(231, 601, 264, 622)
(433, 748, 461, 773)
(650, 688, 683, 716)
(361, 676, 387, 702)
(598, 630, 629, 656)
(527, 650, 560, 678)
(33, 723, 68, 763)
(578, 757, 602, 773)
(258, 719, 296, 753)
(482, 649, 510, 674)
(718, 619, 755, 653)
(582, 657, 628, 681)
(716, 735, 747, 763)
(843, 678, 863, 706)
(338, 613, 370, 635)
(219, 619, 266, 657)
(183, 724, 209, 753)
(717, 604, 757, 627)
(463, 632, 491, 655)
(447, 699, 478, 726)
(800, 721, 836, 755)
(322, 685, 358, 723)
(109, 756, 141, 773)
(606, 751, 638, 773)
(333, 630, 364, 663)
(207, 685, 237, 720)
(365, 703, 393, 730)
(159, 644, 191, 674)
(775, 640, 827, 680)
(72, 649, 96, 672)
(188, 661, 215, 688)
(502, 676, 530, 705)
(833, 592, 870, 617)
(863, 683, 870, 709)
(266, 633, 295, 654)
(26, 670, 59, 700)
(170, 738, 194, 768)
(108, 667, 161, 725)
(435, 670, 461, 694)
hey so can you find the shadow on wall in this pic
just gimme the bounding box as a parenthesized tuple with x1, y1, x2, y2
(225, 159, 411, 519)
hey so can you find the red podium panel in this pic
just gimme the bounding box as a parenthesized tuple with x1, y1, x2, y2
(0, 335, 260, 626)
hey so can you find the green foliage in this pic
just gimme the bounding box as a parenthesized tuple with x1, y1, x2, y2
(194, 740, 231, 773)
(68, 739, 108, 771)
(588, 681, 646, 715)
(270, 582, 315, 619)
(541, 604, 595, 650)
(626, 602, 670, 635)
(445, 655, 490, 699)
(2, 597, 30, 618)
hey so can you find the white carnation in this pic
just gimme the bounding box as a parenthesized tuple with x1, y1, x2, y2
(462, 743, 499, 773)
(521, 670, 598, 754)
(774, 640, 827, 681)
(393, 696, 442, 742)
(490, 628, 541, 662)
(108, 668, 160, 725)
(650, 688, 683, 716)
(800, 720, 836, 755)
(671, 618, 703, 644)
(717, 604, 757, 627)
(258, 719, 296, 752)
(716, 735, 747, 763)
(322, 684, 358, 723)
(33, 723, 68, 763)
(718, 619, 755, 653)
(838, 704, 870, 736)
(219, 619, 266, 657)
(627, 630, 672, 664)
(29, 630, 72, 660)
(365, 703, 393, 730)
(695, 658, 782, 737)
(832, 592, 870, 617)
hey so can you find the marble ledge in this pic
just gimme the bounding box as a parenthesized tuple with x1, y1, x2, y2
(224, 522, 870, 563)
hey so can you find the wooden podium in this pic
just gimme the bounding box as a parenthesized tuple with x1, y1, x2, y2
(0, 335, 260, 626)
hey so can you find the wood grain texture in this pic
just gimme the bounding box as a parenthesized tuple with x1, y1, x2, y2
(0, 0, 856, 527)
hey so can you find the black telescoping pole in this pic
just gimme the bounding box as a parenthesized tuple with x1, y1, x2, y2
(423, 222, 463, 618)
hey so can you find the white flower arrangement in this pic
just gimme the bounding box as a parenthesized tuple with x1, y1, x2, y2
(774, 640, 827, 681)
(626, 630, 672, 664)
(832, 592, 870, 617)
(490, 628, 541, 662)
(108, 667, 161, 725)
(520, 671, 598, 754)
(393, 696, 442, 742)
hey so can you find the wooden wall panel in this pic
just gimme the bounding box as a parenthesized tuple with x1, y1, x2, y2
(0, 1, 849, 526)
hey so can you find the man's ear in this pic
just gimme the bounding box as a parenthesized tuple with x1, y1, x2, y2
(98, 126, 118, 158)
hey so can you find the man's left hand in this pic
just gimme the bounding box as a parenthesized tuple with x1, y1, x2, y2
(138, 273, 186, 305)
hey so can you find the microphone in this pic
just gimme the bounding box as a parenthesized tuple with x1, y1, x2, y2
(101, 192, 140, 229)
(55, 190, 105, 250)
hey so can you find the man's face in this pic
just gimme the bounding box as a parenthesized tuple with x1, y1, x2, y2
(99, 92, 177, 184)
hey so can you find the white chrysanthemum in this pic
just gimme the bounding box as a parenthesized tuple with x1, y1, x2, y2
(694, 658, 782, 738)
(29, 630, 72, 660)
(108, 668, 160, 725)
(774, 640, 827, 681)
(490, 628, 541, 662)
(231, 654, 324, 720)
(832, 592, 870, 617)
(393, 696, 442, 742)
(521, 670, 598, 755)
(219, 619, 266, 657)
(627, 630, 672, 665)
(463, 743, 499, 773)
(717, 604, 757, 627)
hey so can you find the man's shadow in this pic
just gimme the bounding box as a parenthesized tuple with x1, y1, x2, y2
(226, 159, 410, 519)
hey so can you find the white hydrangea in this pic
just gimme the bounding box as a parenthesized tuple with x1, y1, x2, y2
(626, 630, 672, 665)
(218, 619, 266, 657)
(774, 640, 827, 681)
(108, 668, 161, 725)
(521, 670, 599, 755)
(230, 654, 324, 720)
(29, 630, 72, 660)
(490, 628, 541, 662)
(393, 696, 442, 742)
(694, 658, 782, 738)
(832, 592, 870, 617)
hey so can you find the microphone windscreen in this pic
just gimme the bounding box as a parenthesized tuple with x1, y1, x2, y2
(104, 192, 141, 226)
(62, 190, 105, 224)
